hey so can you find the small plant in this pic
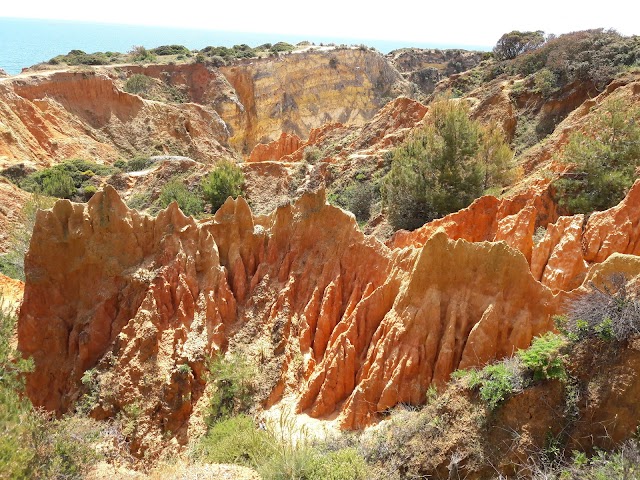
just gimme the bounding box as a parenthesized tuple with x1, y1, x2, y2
(562, 273, 640, 342)
(158, 179, 204, 216)
(124, 74, 153, 96)
(517, 332, 567, 381)
(201, 160, 245, 213)
(194, 414, 272, 466)
(177, 363, 192, 375)
(453, 357, 523, 410)
(206, 353, 256, 423)
(303, 146, 322, 164)
(129, 45, 156, 63)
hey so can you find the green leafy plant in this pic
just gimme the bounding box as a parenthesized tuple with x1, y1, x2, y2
(381, 98, 514, 230)
(553, 98, 640, 214)
(201, 160, 245, 213)
(124, 74, 153, 96)
(561, 273, 640, 342)
(0, 193, 56, 281)
(517, 332, 567, 381)
(452, 357, 523, 410)
(206, 353, 256, 424)
(157, 179, 204, 216)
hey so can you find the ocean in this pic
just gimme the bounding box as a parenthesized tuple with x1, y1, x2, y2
(0, 17, 489, 75)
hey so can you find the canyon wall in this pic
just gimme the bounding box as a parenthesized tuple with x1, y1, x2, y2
(17, 180, 640, 454)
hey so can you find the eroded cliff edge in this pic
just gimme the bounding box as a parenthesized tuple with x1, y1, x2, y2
(17, 181, 640, 455)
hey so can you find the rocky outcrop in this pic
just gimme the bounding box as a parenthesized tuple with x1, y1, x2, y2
(390, 179, 640, 294)
(219, 49, 416, 153)
(248, 132, 302, 162)
(0, 71, 234, 166)
(17, 185, 559, 444)
(0, 273, 23, 312)
(387, 48, 484, 95)
(532, 180, 640, 292)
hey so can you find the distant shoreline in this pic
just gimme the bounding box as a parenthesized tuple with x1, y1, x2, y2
(0, 17, 490, 75)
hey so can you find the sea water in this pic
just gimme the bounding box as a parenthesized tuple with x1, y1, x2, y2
(0, 17, 488, 75)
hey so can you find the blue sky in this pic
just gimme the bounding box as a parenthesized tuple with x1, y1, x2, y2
(2, 0, 638, 47)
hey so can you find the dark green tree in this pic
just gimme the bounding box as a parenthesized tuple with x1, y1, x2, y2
(201, 160, 245, 212)
(381, 99, 514, 231)
(553, 98, 640, 214)
(494, 30, 545, 60)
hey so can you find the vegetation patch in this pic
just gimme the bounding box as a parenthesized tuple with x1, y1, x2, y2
(201, 160, 245, 213)
(381, 98, 514, 230)
(553, 97, 640, 214)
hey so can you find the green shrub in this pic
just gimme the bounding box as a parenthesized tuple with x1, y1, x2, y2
(42, 169, 76, 198)
(381, 99, 514, 230)
(206, 353, 256, 424)
(307, 448, 368, 480)
(151, 45, 189, 56)
(453, 357, 523, 410)
(21, 159, 116, 200)
(561, 273, 640, 342)
(517, 333, 567, 381)
(124, 74, 153, 96)
(195, 414, 272, 466)
(201, 160, 245, 213)
(553, 97, 640, 214)
(157, 179, 204, 217)
(129, 45, 156, 63)
(0, 194, 56, 281)
(303, 146, 322, 164)
(270, 42, 295, 54)
(117, 156, 155, 172)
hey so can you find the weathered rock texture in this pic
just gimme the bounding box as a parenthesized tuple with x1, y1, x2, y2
(0, 177, 30, 252)
(389, 179, 640, 293)
(0, 50, 415, 167)
(387, 48, 484, 95)
(219, 49, 416, 153)
(0, 70, 234, 167)
(17, 172, 640, 452)
(0, 273, 23, 312)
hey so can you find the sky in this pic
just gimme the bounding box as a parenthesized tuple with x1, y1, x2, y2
(2, 0, 639, 48)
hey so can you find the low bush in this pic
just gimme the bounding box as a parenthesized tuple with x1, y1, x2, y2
(0, 194, 56, 281)
(195, 414, 271, 466)
(553, 97, 640, 214)
(129, 45, 156, 63)
(124, 74, 153, 96)
(20, 159, 116, 199)
(517, 332, 567, 381)
(114, 156, 155, 172)
(201, 160, 245, 213)
(206, 353, 256, 424)
(151, 45, 190, 56)
(452, 357, 523, 410)
(559, 273, 640, 342)
(157, 179, 204, 217)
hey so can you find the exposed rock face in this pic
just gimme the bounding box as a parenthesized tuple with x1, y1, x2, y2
(18, 186, 557, 445)
(389, 179, 640, 293)
(0, 51, 417, 167)
(0, 177, 30, 252)
(0, 71, 234, 166)
(219, 49, 416, 153)
(0, 273, 23, 312)
(532, 180, 640, 292)
(387, 48, 484, 95)
(248, 132, 303, 162)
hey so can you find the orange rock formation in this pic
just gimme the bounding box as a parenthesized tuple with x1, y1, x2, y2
(15, 186, 555, 439)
